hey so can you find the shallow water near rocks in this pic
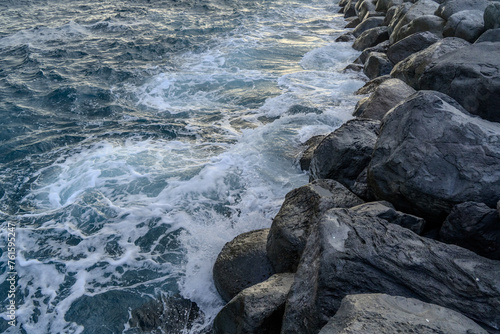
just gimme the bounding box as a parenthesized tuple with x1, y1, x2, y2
(0, 0, 363, 332)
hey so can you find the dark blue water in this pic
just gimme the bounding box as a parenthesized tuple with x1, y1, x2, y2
(0, 0, 363, 332)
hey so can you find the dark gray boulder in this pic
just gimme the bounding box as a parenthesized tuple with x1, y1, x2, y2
(353, 78, 416, 120)
(350, 200, 426, 234)
(356, 0, 378, 21)
(298, 134, 326, 171)
(440, 202, 500, 260)
(485, 2, 500, 30)
(213, 229, 275, 302)
(387, 31, 440, 64)
(435, 0, 490, 20)
(376, 0, 403, 12)
(368, 90, 500, 221)
(352, 26, 390, 51)
(419, 42, 500, 122)
(363, 52, 393, 79)
(443, 10, 485, 42)
(358, 40, 390, 64)
(335, 32, 356, 42)
(353, 17, 385, 37)
(318, 294, 488, 334)
(355, 75, 391, 95)
(385, 3, 410, 30)
(393, 14, 445, 43)
(391, 37, 470, 89)
(280, 208, 500, 334)
(344, 17, 361, 28)
(287, 104, 322, 115)
(310, 119, 380, 187)
(213, 273, 294, 334)
(344, 0, 359, 18)
(390, 0, 441, 44)
(475, 28, 500, 43)
(267, 179, 363, 273)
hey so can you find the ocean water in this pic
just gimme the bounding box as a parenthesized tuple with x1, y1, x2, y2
(0, 0, 364, 332)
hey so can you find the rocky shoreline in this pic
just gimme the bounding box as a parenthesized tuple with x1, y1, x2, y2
(211, 0, 500, 333)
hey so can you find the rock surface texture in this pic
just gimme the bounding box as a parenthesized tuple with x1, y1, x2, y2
(386, 31, 440, 64)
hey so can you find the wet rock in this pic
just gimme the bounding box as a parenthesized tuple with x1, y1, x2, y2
(356, 0, 378, 21)
(391, 14, 445, 44)
(363, 52, 393, 79)
(358, 40, 390, 64)
(336, 32, 356, 42)
(344, 0, 359, 18)
(281, 208, 500, 334)
(287, 104, 322, 115)
(355, 75, 391, 95)
(318, 294, 488, 334)
(298, 135, 326, 171)
(352, 26, 390, 51)
(443, 10, 485, 42)
(387, 31, 440, 64)
(440, 202, 500, 260)
(353, 78, 416, 120)
(213, 273, 294, 334)
(213, 229, 275, 302)
(353, 17, 385, 37)
(390, 0, 441, 44)
(267, 179, 363, 273)
(310, 119, 380, 188)
(368, 90, 500, 221)
(485, 2, 500, 30)
(344, 17, 361, 28)
(475, 28, 500, 43)
(386, 2, 412, 33)
(436, 0, 490, 20)
(342, 63, 364, 72)
(419, 42, 500, 122)
(350, 201, 426, 234)
(390, 37, 470, 89)
(376, 0, 403, 12)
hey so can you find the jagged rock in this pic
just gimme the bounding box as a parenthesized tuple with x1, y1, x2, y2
(443, 10, 485, 42)
(353, 78, 416, 120)
(339, 0, 350, 7)
(213, 229, 275, 302)
(350, 167, 373, 200)
(358, 40, 390, 64)
(345, 17, 361, 28)
(386, 2, 412, 33)
(299, 135, 326, 171)
(336, 32, 356, 42)
(353, 17, 385, 37)
(440, 202, 500, 260)
(266, 179, 363, 273)
(350, 201, 426, 234)
(344, 0, 359, 18)
(281, 208, 500, 334)
(387, 31, 440, 64)
(363, 52, 393, 79)
(485, 2, 500, 30)
(435, 0, 490, 20)
(419, 42, 500, 122)
(390, 0, 441, 43)
(355, 75, 391, 95)
(391, 14, 446, 44)
(475, 28, 500, 43)
(129, 295, 205, 334)
(356, 0, 378, 21)
(213, 273, 294, 334)
(352, 26, 389, 51)
(318, 294, 488, 334)
(368, 90, 500, 221)
(310, 119, 380, 188)
(376, 0, 403, 12)
(390, 37, 470, 89)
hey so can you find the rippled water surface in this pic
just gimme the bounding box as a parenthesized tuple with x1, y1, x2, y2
(0, 0, 364, 332)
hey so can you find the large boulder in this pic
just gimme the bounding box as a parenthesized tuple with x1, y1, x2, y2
(310, 119, 380, 187)
(267, 179, 363, 273)
(352, 26, 389, 51)
(213, 273, 294, 334)
(368, 90, 500, 221)
(419, 43, 500, 122)
(355, 75, 391, 95)
(435, 0, 490, 20)
(280, 208, 500, 334)
(390, 0, 441, 43)
(358, 40, 390, 64)
(353, 78, 416, 120)
(376, 0, 403, 12)
(353, 16, 385, 37)
(213, 229, 275, 302)
(390, 37, 470, 89)
(363, 52, 394, 79)
(318, 294, 488, 334)
(475, 28, 500, 43)
(299, 135, 326, 171)
(391, 15, 446, 44)
(386, 31, 440, 64)
(443, 10, 485, 42)
(440, 202, 500, 260)
(485, 2, 500, 30)
(356, 0, 378, 20)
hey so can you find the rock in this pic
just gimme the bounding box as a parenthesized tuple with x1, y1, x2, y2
(440, 202, 500, 260)
(342, 63, 364, 72)
(344, 0, 358, 18)
(386, 2, 412, 34)
(363, 52, 393, 79)
(350, 201, 426, 234)
(356, 0, 378, 21)
(287, 104, 322, 115)
(344, 17, 361, 28)
(368, 90, 500, 222)
(376, 0, 403, 12)
(391, 14, 446, 44)
(318, 294, 488, 334)
(353, 17, 385, 37)
(391, 37, 470, 89)
(281, 208, 500, 334)
(350, 167, 373, 200)
(443, 10, 485, 42)
(485, 2, 500, 30)
(419, 43, 500, 122)
(436, 0, 490, 20)
(475, 28, 500, 43)
(355, 75, 391, 95)
(387, 31, 440, 64)
(390, 0, 441, 43)
(352, 26, 389, 51)
(358, 40, 390, 64)
(339, 0, 350, 7)
(213, 273, 294, 334)
(213, 229, 275, 302)
(266, 179, 363, 273)
(310, 119, 380, 188)
(129, 295, 205, 334)
(299, 135, 326, 171)
(353, 78, 416, 120)
(335, 32, 356, 42)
